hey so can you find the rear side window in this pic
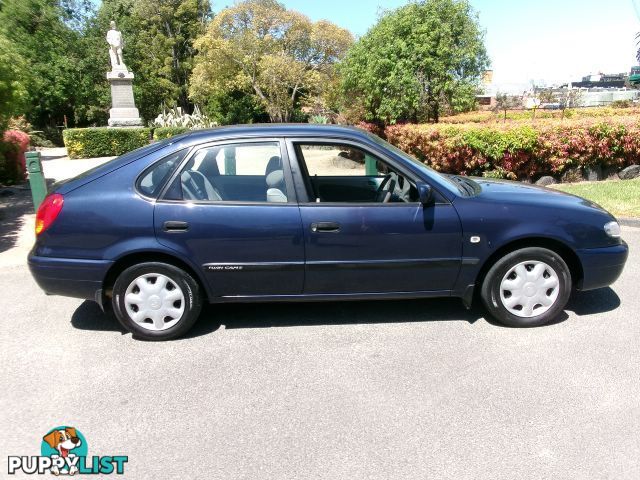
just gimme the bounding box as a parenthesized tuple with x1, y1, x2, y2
(164, 142, 288, 203)
(136, 149, 188, 198)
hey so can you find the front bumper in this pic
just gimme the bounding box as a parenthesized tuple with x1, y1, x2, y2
(576, 241, 628, 291)
(28, 252, 113, 301)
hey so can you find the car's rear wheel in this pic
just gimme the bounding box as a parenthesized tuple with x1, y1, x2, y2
(112, 262, 202, 340)
(481, 247, 571, 327)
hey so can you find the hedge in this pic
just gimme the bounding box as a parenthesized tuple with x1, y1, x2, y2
(438, 107, 640, 124)
(63, 127, 151, 159)
(383, 117, 640, 180)
(153, 127, 190, 140)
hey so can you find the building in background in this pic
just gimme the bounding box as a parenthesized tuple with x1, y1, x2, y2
(476, 68, 640, 111)
(571, 72, 627, 89)
(559, 70, 639, 107)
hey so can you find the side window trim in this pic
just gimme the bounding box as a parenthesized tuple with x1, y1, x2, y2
(285, 137, 449, 205)
(157, 137, 298, 205)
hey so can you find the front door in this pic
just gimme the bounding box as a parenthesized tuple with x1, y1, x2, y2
(289, 140, 463, 294)
(154, 139, 305, 298)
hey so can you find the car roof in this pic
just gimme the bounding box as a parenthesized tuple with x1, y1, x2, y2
(182, 123, 374, 144)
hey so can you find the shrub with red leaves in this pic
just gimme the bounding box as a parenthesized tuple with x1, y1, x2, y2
(1, 129, 30, 184)
(356, 121, 386, 138)
(383, 117, 640, 180)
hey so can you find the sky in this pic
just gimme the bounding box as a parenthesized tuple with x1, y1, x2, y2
(213, 0, 640, 92)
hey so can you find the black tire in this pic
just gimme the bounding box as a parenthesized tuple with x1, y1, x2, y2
(480, 247, 572, 327)
(112, 262, 203, 340)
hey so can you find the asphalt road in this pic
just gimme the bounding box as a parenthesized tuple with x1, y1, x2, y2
(1, 226, 639, 479)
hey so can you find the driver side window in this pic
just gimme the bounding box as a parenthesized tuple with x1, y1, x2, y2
(294, 143, 418, 203)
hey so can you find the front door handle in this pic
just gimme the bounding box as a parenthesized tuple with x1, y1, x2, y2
(163, 221, 189, 232)
(311, 222, 340, 233)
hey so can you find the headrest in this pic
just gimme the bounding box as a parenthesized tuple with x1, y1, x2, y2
(200, 149, 220, 176)
(265, 156, 281, 175)
(266, 169, 285, 189)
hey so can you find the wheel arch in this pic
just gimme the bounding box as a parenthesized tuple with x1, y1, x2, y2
(475, 237, 584, 293)
(102, 251, 210, 302)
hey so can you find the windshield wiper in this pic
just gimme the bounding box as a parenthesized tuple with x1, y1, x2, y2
(449, 175, 476, 196)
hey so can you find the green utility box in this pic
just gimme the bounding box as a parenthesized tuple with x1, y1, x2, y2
(25, 151, 48, 211)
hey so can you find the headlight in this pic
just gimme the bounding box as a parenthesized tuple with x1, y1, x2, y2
(604, 221, 621, 238)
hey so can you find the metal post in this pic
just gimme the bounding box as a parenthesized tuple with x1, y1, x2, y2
(25, 151, 48, 211)
(224, 147, 236, 176)
(365, 154, 377, 176)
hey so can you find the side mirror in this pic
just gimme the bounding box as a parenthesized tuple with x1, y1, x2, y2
(417, 183, 433, 205)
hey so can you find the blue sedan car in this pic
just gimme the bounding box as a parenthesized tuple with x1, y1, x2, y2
(29, 125, 628, 340)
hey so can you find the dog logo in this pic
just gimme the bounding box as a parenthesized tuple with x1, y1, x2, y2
(8, 426, 127, 475)
(41, 427, 85, 475)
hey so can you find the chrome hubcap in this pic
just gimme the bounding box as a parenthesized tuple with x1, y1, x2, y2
(124, 273, 185, 331)
(499, 261, 560, 318)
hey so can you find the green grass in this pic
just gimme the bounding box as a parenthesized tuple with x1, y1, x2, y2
(552, 178, 640, 218)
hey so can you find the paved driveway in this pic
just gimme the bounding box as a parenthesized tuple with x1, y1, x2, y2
(1, 222, 638, 479)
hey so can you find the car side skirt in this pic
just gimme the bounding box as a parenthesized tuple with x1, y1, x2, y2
(208, 289, 454, 303)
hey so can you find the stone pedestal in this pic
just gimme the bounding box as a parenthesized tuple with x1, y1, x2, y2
(107, 69, 142, 127)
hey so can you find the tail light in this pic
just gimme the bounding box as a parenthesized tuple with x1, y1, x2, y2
(35, 193, 64, 235)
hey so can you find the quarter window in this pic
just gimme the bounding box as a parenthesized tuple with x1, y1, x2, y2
(137, 149, 188, 198)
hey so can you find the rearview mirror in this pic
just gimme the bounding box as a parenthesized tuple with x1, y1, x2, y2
(417, 183, 433, 205)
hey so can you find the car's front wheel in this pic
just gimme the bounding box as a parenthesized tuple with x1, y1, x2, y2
(112, 262, 202, 340)
(481, 247, 572, 327)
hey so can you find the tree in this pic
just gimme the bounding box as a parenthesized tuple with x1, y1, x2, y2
(0, 0, 84, 131)
(558, 88, 582, 118)
(131, 0, 211, 113)
(0, 0, 212, 133)
(493, 92, 521, 122)
(340, 0, 489, 124)
(0, 35, 29, 130)
(203, 90, 269, 125)
(190, 0, 353, 122)
(532, 88, 554, 120)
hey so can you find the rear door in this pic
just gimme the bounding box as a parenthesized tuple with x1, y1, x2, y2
(288, 139, 463, 295)
(154, 139, 305, 298)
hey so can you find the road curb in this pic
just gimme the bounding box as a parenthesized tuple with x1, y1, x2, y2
(619, 217, 640, 228)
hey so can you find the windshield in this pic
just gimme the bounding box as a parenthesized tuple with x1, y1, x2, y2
(365, 132, 469, 196)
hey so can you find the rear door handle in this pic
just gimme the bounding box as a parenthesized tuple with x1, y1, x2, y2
(311, 222, 340, 233)
(163, 221, 189, 232)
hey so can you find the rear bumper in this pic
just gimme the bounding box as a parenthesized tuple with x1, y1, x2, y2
(576, 241, 628, 291)
(28, 252, 113, 301)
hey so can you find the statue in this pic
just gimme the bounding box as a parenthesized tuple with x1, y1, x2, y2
(106, 21, 126, 72)
(105, 20, 141, 126)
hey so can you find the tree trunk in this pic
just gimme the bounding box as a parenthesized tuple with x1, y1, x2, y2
(269, 109, 288, 123)
(178, 89, 190, 113)
(431, 99, 439, 123)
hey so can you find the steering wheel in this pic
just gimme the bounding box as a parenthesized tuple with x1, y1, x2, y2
(375, 172, 397, 203)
